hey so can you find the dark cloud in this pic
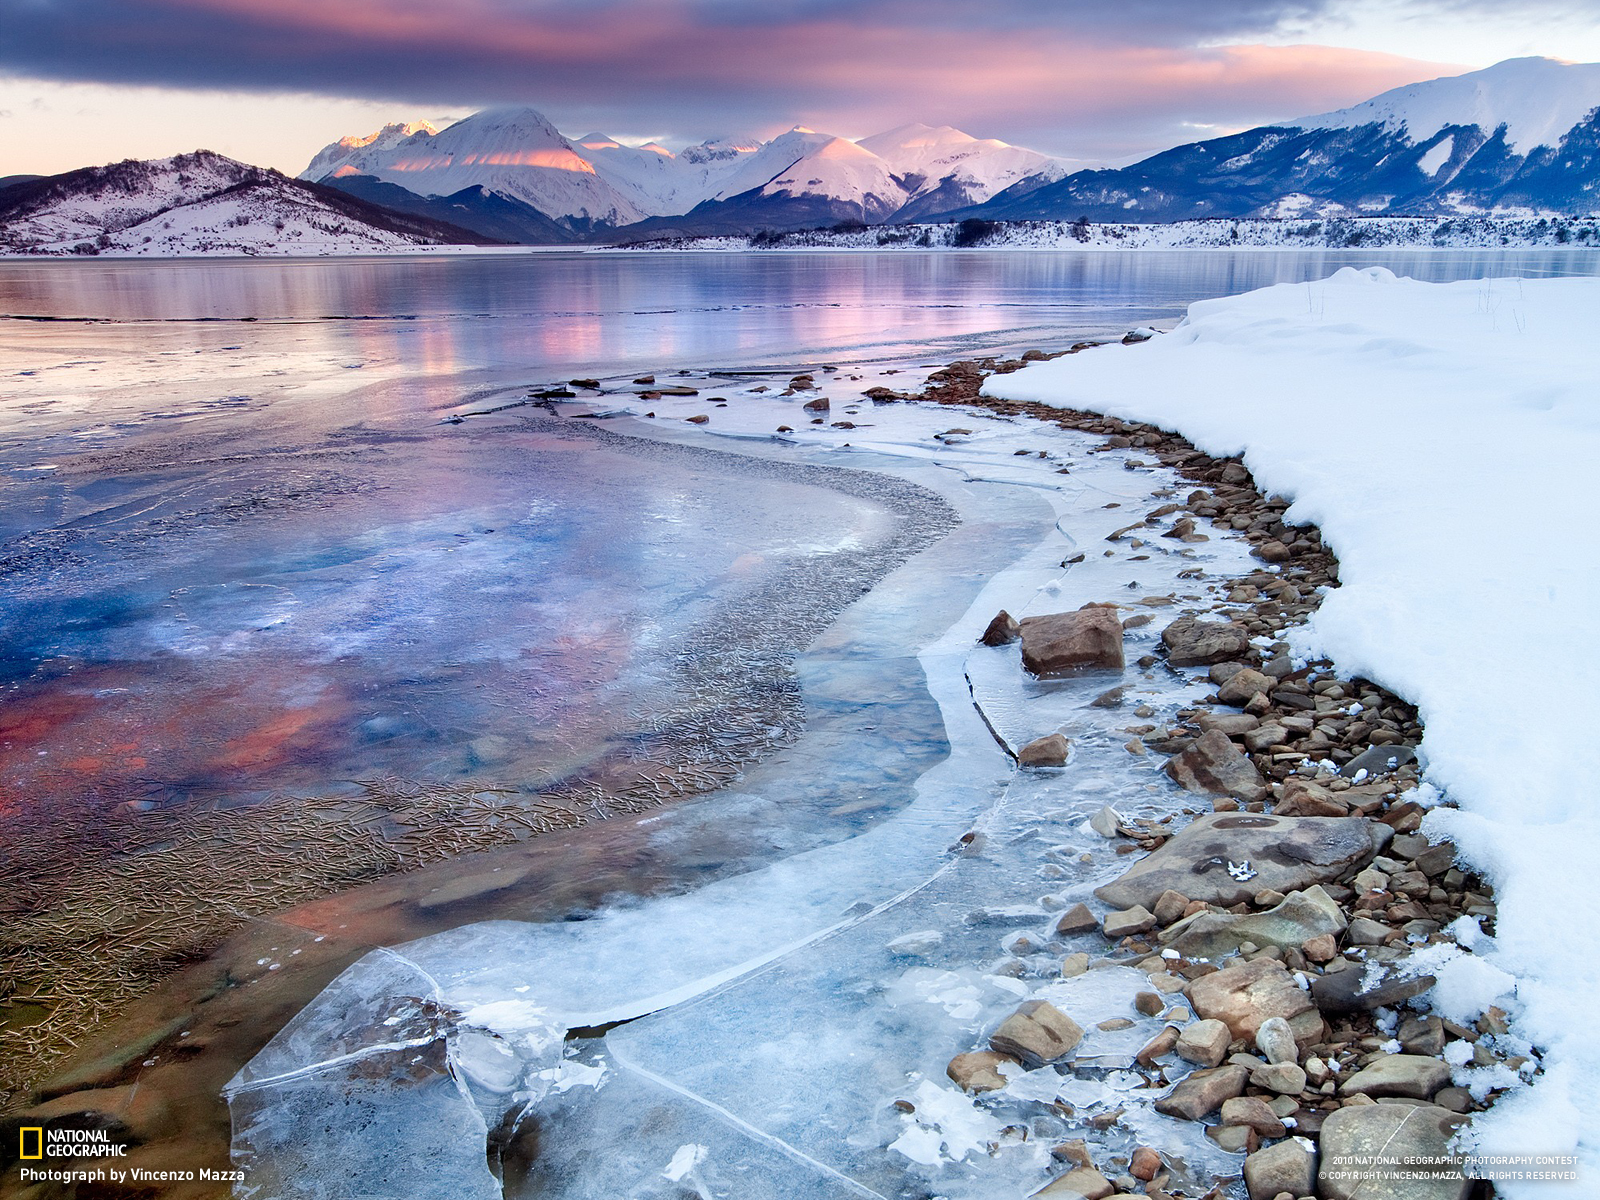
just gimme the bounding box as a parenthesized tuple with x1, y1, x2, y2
(0, 0, 1502, 156)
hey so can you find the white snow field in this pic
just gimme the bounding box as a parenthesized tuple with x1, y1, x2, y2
(986, 267, 1600, 1192)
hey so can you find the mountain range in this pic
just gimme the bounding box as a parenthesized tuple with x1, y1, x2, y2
(4, 56, 1598, 254)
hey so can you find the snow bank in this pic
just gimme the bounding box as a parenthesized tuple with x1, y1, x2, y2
(984, 266, 1600, 1192)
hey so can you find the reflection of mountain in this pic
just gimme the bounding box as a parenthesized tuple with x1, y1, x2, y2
(0, 151, 494, 256)
(962, 57, 1600, 223)
(303, 109, 1069, 241)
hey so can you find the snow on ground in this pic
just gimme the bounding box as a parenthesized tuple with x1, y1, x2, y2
(984, 266, 1600, 1192)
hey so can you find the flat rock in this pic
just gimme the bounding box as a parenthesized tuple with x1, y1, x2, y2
(1311, 962, 1436, 1015)
(981, 609, 1021, 646)
(990, 1000, 1084, 1067)
(1159, 885, 1346, 958)
(1317, 1104, 1469, 1200)
(1222, 1096, 1287, 1137)
(1161, 616, 1255, 667)
(947, 1050, 1017, 1094)
(1174, 1019, 1232, 1068)
(1189, 958, 1325, 1049)
(1154, 1064, 1248, 1121)
(1339, 1054, 1452, 1100)
(1094, 812, 1384, 910)
(1019, 606, 1125, 675)
(1102, 905, 1156, 939)
(1165, 729, 1269, 803)
(1274, 779, 1350, 817)
(1019, 732, 1072, 767)
(1244, 1139, 1317, 1200)
(1194, 713, 1260, 736)
(1250, 1060, 1307, 1094)
(1035, 1166, 1115, 1199)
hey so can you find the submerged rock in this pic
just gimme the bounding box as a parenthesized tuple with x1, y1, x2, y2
(1019, 605, 1125, 675)
(1164, 729, 1269, 803)
(1019, 733, 1071, 767)
(1094, 812, 1385, 909)
(946, 1050, 1016, 1094)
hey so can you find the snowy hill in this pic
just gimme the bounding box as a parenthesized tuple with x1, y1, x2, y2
(304, 110, 1070, 238)
(0, 152, 489, 256)
(967, 57, 1600, 223)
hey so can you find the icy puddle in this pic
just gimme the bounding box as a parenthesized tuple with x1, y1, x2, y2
(227, 378, 1277, 1198)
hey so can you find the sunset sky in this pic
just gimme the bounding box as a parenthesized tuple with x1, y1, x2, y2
(4, 0, 1600, 176)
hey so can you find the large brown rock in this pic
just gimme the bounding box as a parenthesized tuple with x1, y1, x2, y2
(1035, 1166, 1115, 1198)
(1338, 1054, 1452, 1100)
(1019, 733, 1071, 767)
(1244, 1139, 1317, 1200)
(1188, 958, 1325, 1049)
(989, 1000, 1084, 1067)
(1019, 606, 1125, 675)
(1161, 616, 1254, 666)
(1165, 729, 1269, 803)
(1158, 885, 1346, 958)
(1094, 812, 1386, 909)
(1154, 1064, 1248, 1120)
(1317, 1104, 1470, 1200)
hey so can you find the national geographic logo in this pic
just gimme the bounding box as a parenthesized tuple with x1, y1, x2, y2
(18, 1127, 42, 1160)
(17, 1126, 127, 1159)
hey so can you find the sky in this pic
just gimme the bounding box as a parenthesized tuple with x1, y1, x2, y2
(3, 0, 1600, 177)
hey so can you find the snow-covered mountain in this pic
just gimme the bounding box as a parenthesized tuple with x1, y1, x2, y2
(0, 152, 488, 256)
(302, 110, 1070, 238)
(967, 57, 1600, 223)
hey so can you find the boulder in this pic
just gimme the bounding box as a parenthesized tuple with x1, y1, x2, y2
(981, 610, 1021, 646)
(1161, 617, 1255, 667)
(1165, 730, 1269, 803)
(1188, 959, 1324, 1049)
(1221, 1096, 1287, 1137)
(1019, 733, 1071, 767)
(1217, 668, 1274, 706)
(1244, 1138, 1317, 1200)
(1019, 606, 1125, 675)
(1154, 1064, 1248, 1121)
(1094, 813, 1383, 910)
(1317, 1104, 1469, 1200)
(1034, 1166, 1115, 1199)
(1102, 905, 1156, 939)
(1174, 1019, 1232, 1068)
(989, 1000, 1084, 1067)
(947, 1050, 1016, 1093)
(1338, 1054, 1452, 1100)
(1054, 903, 1099, 936)
(1311, 962, 1436, 1015)
(1158, 885, 1346, 958)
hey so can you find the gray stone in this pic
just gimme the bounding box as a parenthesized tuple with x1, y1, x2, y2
(1242, 723, 1289, 753)
(1088, 805, 1121, 838)
(1218, 668, 1274, 706)
(1339, 1054, 1452, 1100)
(1094, 812, 1381, 910)
(1254, 1016, 1299, 1066)
(1341, 743, 1418, 778)
(989, 1000, 1084, 1067)
(1159, 885, 1346, 958)
(1154, 1064, 1249, 1120)
(1311, 962, 1437, 1015)
(1161, 617, 1255, 667)
(981, 609, 1021, 646)
(1174, 1018, 1232, 1068)
(1189, 959, 1325, 1049)
(947, 1050, 1017, 1094)
(1165, 729, 1269, 803)
(1103, 905, 1157, 939)
(1020, 606, 1125, 675)
(1243, 1139, 1317, 1200)
(1019, 733, 1071, 767)
(1317, 1103, 1469, 1200)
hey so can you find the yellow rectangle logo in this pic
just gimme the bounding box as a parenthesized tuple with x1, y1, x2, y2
(19, 1127, 43, 1159)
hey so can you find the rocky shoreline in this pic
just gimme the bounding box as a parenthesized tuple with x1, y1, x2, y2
(912, 351, 1517, 1199)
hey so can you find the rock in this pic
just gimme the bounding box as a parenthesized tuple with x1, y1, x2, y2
(1134, 991, 1164, 1017)
(684, 414, 710, 424)
(1135, 1026, 1180, 1066)
(1254, 1016, 1299, 1066)
(1090, 686, 1125, 708)
(1341, 744, 1417, 778)
(1339, 1054, 1452, 1100)
(1088, 805, 1121, 838)
(1255, 540, 1292, 563)
(1188, 959, 1324, 1049)
(803, 396, 830, 412)
(990, 1000, 1084, 1067)
(1195, 712, 1260, 736)
(1020, 733, 1071, 767)
(947, 1050, 1016, 1093)
(1250, 1061, 1307, 1094)
(1019, 606, 1126, 675)
(1054, 903, 1099, 936)
(1175, 1019, 1232, 1068)
(1243, 1139, 1317, 1200)
(886, 930, 943, 957)
(1060, 952, 1090, 978)
(1317, 1104, 1469, 1200)
(1152, 889, 1191, 926)
(1154, 1064, 1249, 1120)
(1159, 885, 1346, 958)
(656, 385, 699, 396)
(1129, 1146, 1163, 1182)
(1310, 962, 1436, 1015)
(1301, 933, 1338, 962)
(1217, 668, 1274, 707)
(1222, 1096, 1288, 1137)
(1035, 1166, 1115, 1199)
(1165, 730, 1269, 803)
(1206, 1123, 1257, 1153)
(1273, 779, 1350, 817)
(1161, 617, 1255, 667)
(1346, 916, 1394, 945)
(981, 610, 1021, 646)
(1103, 905, 1157, 939)
(1094, 813, 1380, 910)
